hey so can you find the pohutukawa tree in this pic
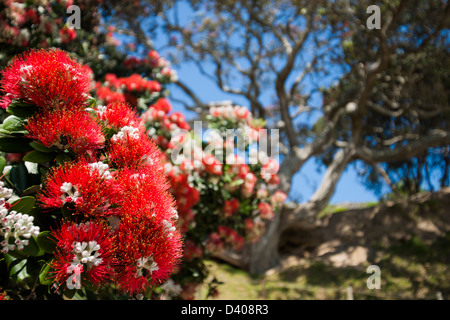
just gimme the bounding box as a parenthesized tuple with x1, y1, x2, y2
(0, 49, 183, 299)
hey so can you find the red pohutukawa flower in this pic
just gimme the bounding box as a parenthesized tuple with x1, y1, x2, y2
(113, 213, 183, 295)
(0, 48, 93, 110)
(107, 127, 161, 169)
(26, 108, 105, 155)
(37, 159, 120, 219)
(151, 98, 172, 114)
(115, 167, 178, 222)
(51, 221, 115, 290)
(94, 101, 145, 132)
(111, 167, 181, 294)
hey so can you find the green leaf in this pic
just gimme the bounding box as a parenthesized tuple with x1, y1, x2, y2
(29, 141, 54, 153)
(0, 128, 29, 135)
(104, 127, 117, 140)
(36, 231, 56, 254)
(2, 115, 26, 132)
(3, 252, 16, 268)
(20, 237, 40, 257)
(86, 96, 97, 108)
(6, 100, 38, 118)
(9, 196, 36, 214)
(0, 156, 5, 174)
(39, 261, 53, 285)
(9, 258, 27, 277)
(230, 178, 244, 187)
(55, 153, 71, 164)
(9, 163, 28, 191)
(16, 261, 31, 283)
(0, 136, 33, 153)
(23, 150, 55, 163)
(22, 185, 41, 196)
(39, 167, 49, 180)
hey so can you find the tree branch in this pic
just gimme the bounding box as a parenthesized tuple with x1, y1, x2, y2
(356, 130, 450, 163)
(282, 147, 356, 228)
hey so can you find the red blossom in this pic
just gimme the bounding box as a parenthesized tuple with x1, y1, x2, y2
(26, 108, 105, 155)
(107, 128, 162, 170)
(112, 214, 183, 295)
(37, 159, 119, 219)
(50, 221, 115, 290)
(270, 190, 287, 207)
(0, 49, 93, 110)
(95, 101, 145, 132)
(59, 26, 77, 44)
(95, 85, 126, 104)
(183, 240, 203, 261)
(114, 167, 177, 222)
(202, 154, 222, 175)
(223, 198, 240, 217)
(257, 202, 274, 220)
(207, 226, 244, 253)
(151, 98, 172, 114)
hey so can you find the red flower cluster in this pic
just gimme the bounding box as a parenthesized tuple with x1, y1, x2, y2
(93, 101, 144, 132)
(223, 198, 240, 217)
(0, 49, 93, 110)
(163, 159, 200, 233)
(206, 226, 244, 253)
(89, 49, 288, 299)
(26, 108, 105, 155)
(142, 98, 191, 137)
(37, 159, 118, 219)
(95, 74, 161, 107)
(51, 221, 114, 289)
(105, 74, 161, 93)
(119, 50, 179, 83)
(59, 26, 77, 44)
(1, 49, 183, 295)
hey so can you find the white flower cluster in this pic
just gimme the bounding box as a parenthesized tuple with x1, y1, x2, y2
(95, 105, 107, 118)
(71, 241, 103, 269)
(0, 181, 13, 199)
(0, 211, 40, 253)
(88, 161, 113, 180)
(161, 219, 176, 237)
(0, 181, 40, 253)
(160, 279, 182, 300)
(111, 126, 140, 142)
(209, 103, 251, 122)
(157, 57, 179, 82)
(135, 255, 159, 277)
(60, 182, 81, 203)
(65, 240, 103, 289)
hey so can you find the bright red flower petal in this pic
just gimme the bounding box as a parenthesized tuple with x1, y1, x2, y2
(112, 214, 183, 295)
(0, 48, 93, 110)
(26, 108, 105, 155)
(37, 159, 120, 219)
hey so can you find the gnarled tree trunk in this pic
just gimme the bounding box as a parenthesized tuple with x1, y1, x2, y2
(247, 148, 355, 274)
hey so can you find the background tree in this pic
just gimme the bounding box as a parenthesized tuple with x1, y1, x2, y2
(152, 0, 450, 272)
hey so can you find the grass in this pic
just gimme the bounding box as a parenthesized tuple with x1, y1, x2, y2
(198, 232, 450, 300)
(317, 202, 378, 219)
